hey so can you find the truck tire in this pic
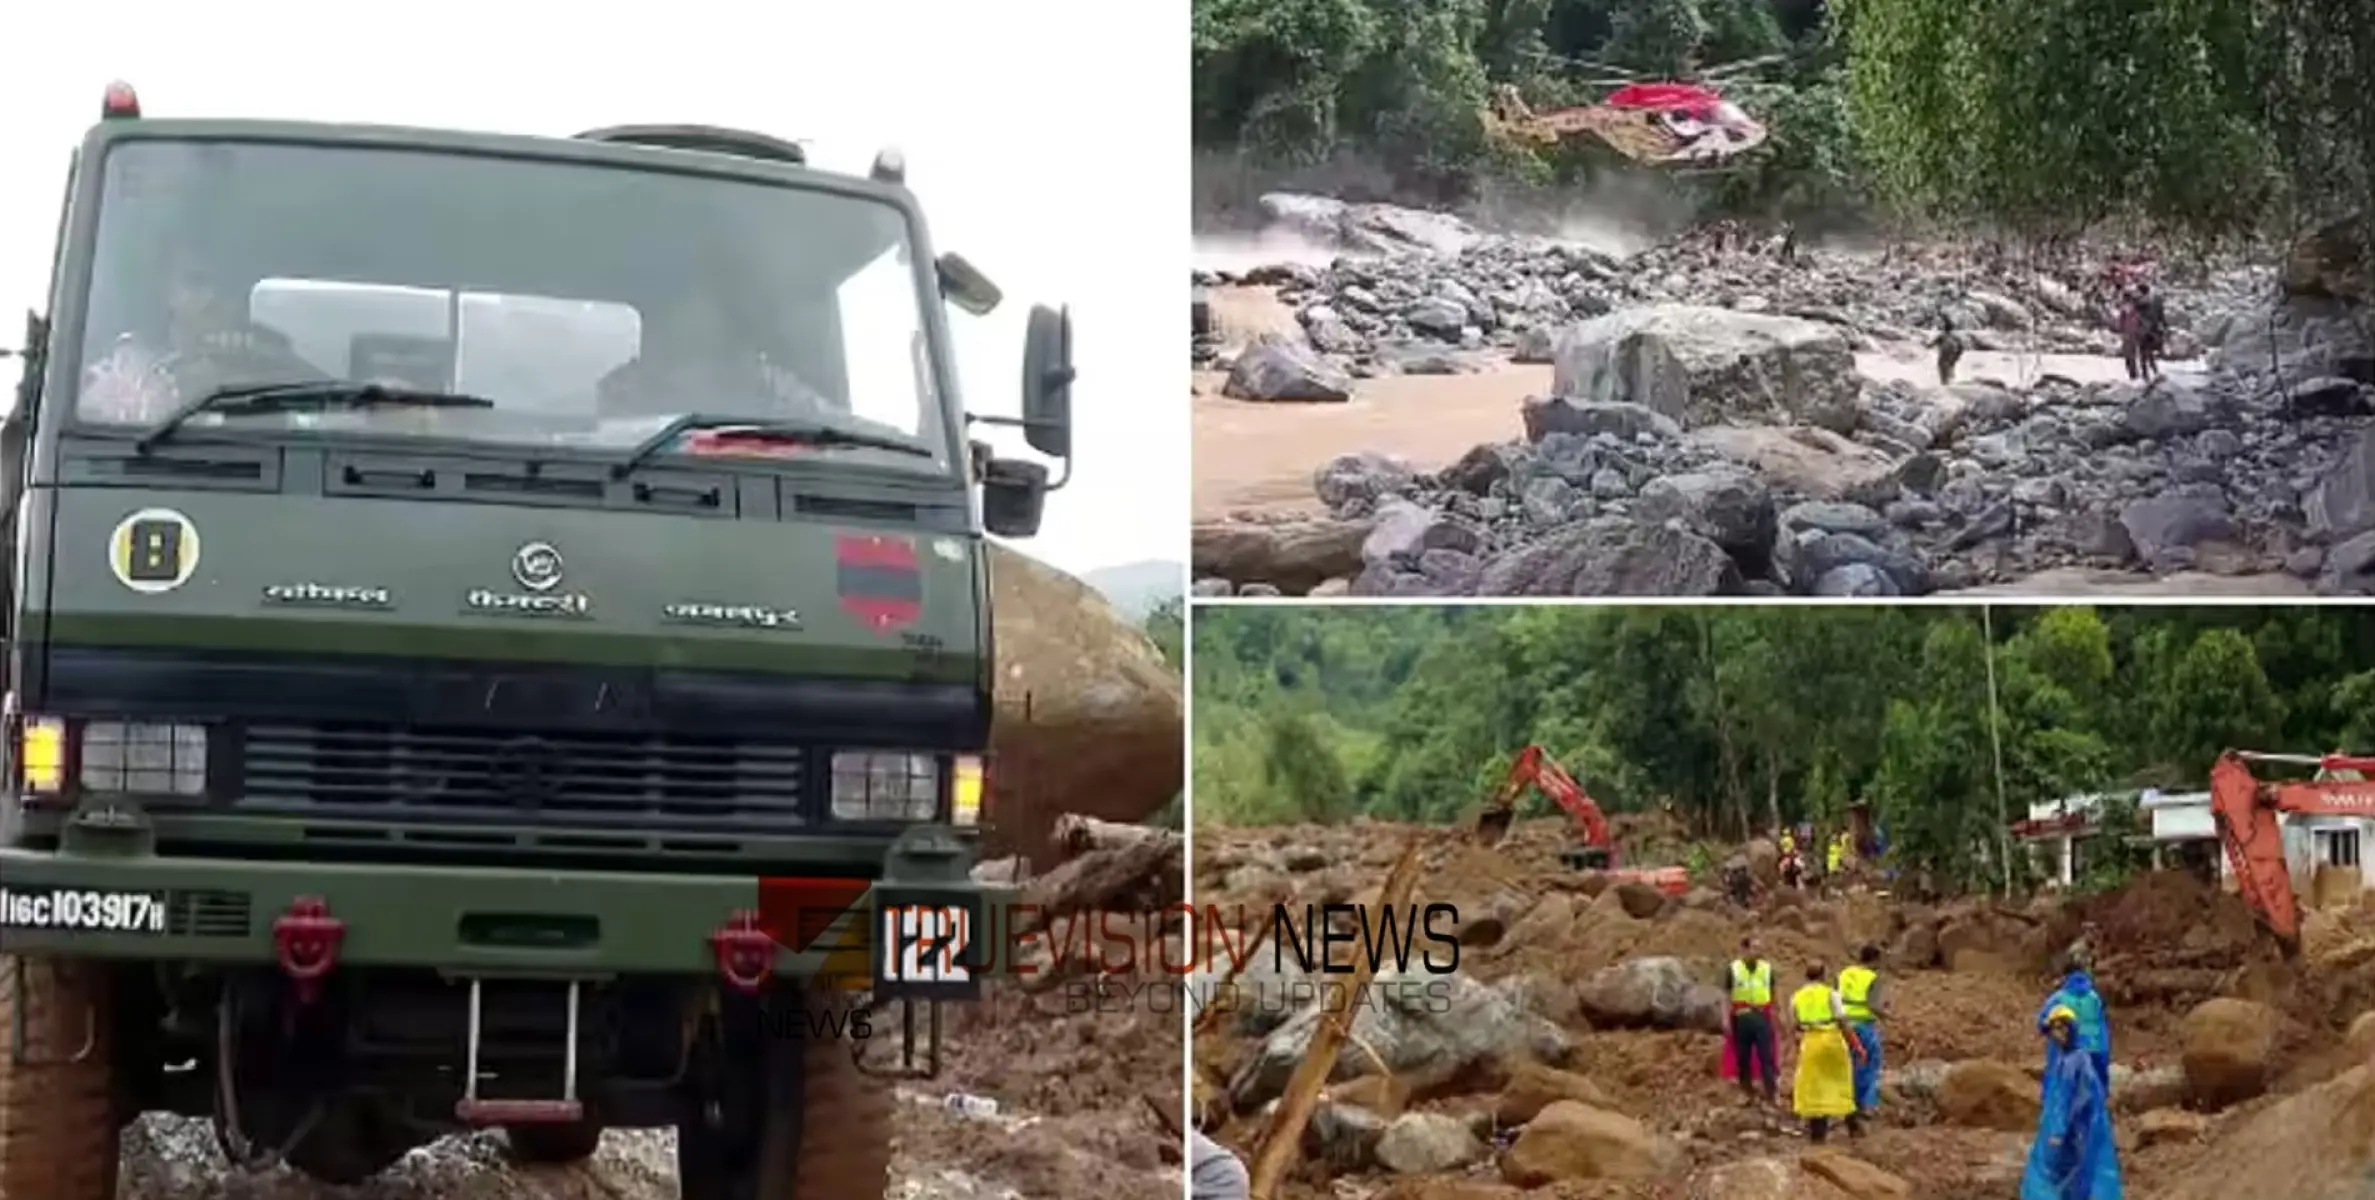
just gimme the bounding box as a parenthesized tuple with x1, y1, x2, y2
(679, 991, 891, 1200)
(0, 957, 120, 1200)
(785, 1000, 891, 1200)
(504, 1119, 603, 1165)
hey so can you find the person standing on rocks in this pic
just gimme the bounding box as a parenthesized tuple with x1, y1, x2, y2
(1786, 961, 1865, 1142)
(1928, 310, 1966, 385)
(2020, 1006, 2125, 1199)
(1722, 937, 1780, 1107)
(1837, 944, 1889, 1121)
(2133, 283, 2168, 382)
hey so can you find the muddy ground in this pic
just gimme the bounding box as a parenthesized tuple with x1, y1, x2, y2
(1192, 817, 2375, 1199)
(112, 971, 1182, 1200)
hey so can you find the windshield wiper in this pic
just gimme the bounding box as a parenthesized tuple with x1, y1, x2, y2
(136, 380, 498, 454)
(611, 413, 933, 479)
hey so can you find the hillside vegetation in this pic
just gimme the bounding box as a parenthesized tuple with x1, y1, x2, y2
(1192, 0, 2373, 233)
(1192, 605, 2375, 889)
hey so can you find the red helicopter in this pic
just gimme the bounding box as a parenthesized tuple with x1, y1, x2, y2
(1488, 81, 1769, 167)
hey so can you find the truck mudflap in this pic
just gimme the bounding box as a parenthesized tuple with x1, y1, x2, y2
(0, 830, 1008, 1005)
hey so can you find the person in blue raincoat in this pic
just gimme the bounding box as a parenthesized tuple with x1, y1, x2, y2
(2037, 958, 2112, 1091)
(2021, 1006, 2123, 1200)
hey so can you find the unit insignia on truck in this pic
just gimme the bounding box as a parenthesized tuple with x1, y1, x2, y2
(0, 887, 169, 934)
(107, 507, 202, 594)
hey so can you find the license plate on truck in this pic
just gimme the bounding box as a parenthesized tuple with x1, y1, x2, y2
(872, 889, 983, 1001)
(0, 886, 168, 935)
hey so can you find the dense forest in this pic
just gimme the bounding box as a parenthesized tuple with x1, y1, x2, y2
(1192, 605, 2375, 885)
(1191, 0, 2372, 234)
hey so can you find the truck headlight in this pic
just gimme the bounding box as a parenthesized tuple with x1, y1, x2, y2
(829, 751, 939, 822)
(80, 721, 207, 795)
(16, 716, 66, 796)
(951, 755, 984, 828)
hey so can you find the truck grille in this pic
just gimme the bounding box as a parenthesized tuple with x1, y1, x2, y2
(235, 722, 808, 829)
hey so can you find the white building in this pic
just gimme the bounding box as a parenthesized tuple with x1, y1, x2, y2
(2013, 782, 2373, 897)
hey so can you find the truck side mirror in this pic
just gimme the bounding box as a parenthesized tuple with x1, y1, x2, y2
(1020, 304, 1073, 461)
(981, 456, 1047, 538)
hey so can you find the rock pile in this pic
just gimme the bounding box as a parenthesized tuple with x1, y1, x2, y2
(1193, 817, 2375, 1197)
(1192, 195, 2375, 596)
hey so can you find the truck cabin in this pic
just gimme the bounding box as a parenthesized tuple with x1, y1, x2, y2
(4, 84, 1068, 560)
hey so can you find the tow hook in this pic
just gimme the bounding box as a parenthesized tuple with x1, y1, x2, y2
(271, 897, 345, 1004)
(708, 909, 775, 994)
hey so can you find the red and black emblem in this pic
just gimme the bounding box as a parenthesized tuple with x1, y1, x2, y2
(835, 534, 922, 632)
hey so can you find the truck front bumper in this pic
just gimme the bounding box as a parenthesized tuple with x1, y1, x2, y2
(0, 831, 1008, 997)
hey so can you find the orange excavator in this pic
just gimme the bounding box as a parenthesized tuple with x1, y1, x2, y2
(1474, 744, 1692, 895)
(2208, 749, 2375, 953)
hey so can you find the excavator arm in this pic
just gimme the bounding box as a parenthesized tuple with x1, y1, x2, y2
(1475, 745, 1617, 863)
(2208, 750, 2375, 952)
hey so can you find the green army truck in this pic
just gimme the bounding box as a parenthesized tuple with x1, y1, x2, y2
(0, 82, 1070, 1199)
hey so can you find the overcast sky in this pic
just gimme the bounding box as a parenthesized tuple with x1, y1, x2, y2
(0, 0, 1185, 577)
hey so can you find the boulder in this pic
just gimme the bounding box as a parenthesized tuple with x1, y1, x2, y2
(2283, 212, 2370, 304)
(2309, 427, 2375, 544)
(1304, 1102, 1388, 1171)
(2152, 1066, 2375, 1200)
(1550, 305, 1862, 430)
(1500, 1101, 1681, 1185)
(2181, 997, 2278, 1110)
(1190, 518, 1369, 593)
(1804, 1150, 1914, 1199)
(2132, 1107, 2210, 1149)
(1494, 1060, 1615, 1125)
(1934, 1059, 2039, 1131)
(1474, 517, 1743, 596)
(1223, 334, 1352, 402)
(1229, 970, 1574, 1108)
(1577, 955, 1710, 1031)
(987, 547, 1180, 866)
(1695, 1153, 1907, 1200)
(1374, 1112, 1487, 1174)
(1744, 837, 1780, 885)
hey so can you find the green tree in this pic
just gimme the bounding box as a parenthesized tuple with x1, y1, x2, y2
(1262, 710, 1353, 821)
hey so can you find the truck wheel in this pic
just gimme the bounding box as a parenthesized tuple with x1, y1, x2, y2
(504, 1119, 604, 1164)
(784, 998, 891, 1200)
(679, 992, 891, 1200)
(0, 957, 120, 1200)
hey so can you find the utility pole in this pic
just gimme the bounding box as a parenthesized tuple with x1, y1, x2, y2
(1980, 606, 2013, 896)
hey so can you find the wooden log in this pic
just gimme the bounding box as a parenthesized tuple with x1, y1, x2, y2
(1054, 813, 1181, 859)
(1247, 842, 1422, 1200)
(1015, 836, 1182, 935)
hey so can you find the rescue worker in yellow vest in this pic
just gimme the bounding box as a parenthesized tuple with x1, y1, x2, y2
(1827, 831, 1847, 877)
(1838, 944, 1888, 1119)
(1721, 936, 1779, 1106)
(1788, 961, 1865, 1142)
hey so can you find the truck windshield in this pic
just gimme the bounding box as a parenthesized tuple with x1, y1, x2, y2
(70, 139, 945, 465)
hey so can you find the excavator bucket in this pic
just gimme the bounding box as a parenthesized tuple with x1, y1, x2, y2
(1476, 805, 1515, 845)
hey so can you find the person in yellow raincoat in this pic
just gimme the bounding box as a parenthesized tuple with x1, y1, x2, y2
(1788, 961, 1865, 1142)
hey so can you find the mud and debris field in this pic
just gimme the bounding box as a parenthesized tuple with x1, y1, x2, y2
(1194, 817, 2375, 1199)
